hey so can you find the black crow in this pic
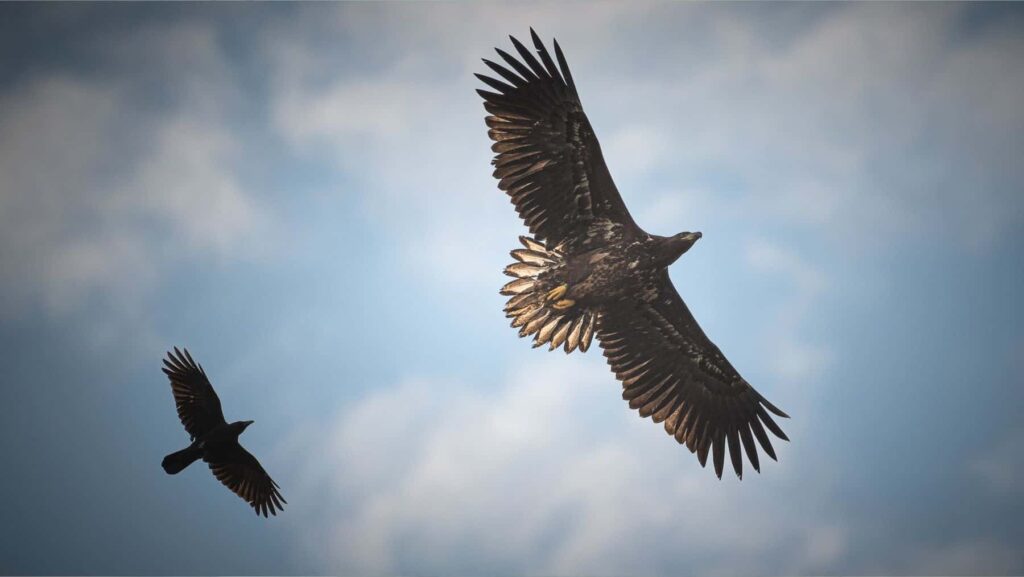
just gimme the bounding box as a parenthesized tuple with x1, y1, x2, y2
(161, 347, 285, 516)
(476, 30, 789, 479)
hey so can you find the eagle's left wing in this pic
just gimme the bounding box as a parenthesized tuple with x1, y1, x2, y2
(477, 30, 641, 250)
(596, 271, 789, 478)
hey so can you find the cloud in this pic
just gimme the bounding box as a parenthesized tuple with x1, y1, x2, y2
(971, 426, 1024, 494)
(0, 23, 272, 321)
(264, 3, 673, 302)
(245, 8, 1024, 573)
(901, 539, 1023, 575)
(745, 239, 832, 382)
(580, 4, 1023, 252)
(3, 5, 1021, 574)
(286, 356, 842, 576)
(745, 240, 826, 296)
(262, 2, 1024, 339)
(110, 114, 268, 257)
(602, 124, 673, 180)
(0, 75, 128, 315)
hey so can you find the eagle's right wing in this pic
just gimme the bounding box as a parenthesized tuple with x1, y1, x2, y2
(477, 30, 641, 250)
(596, 272, 790, 479)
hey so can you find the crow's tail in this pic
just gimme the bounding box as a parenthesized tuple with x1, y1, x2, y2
(162, 443, 202, 475)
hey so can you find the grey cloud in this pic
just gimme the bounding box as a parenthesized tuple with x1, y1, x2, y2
(971, 426, 1024, 494)
(287, 358, 844, 577)
(2, 4, 1022, 575)
(0, 22, 273, 323)
(901, 539, 1024, 575)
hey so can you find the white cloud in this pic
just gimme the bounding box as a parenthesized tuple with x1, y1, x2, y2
(110, 115, 268, 257)
(633, 187, 719, 236)
(580, 4, 1023, 252)
(0, 23, 272, 321)
(602, 124, 673, 179)
(263, 2, 1024, 334)
(3, 5, 1020, 574)
(745, 239, 832, 382)
(285, 356, 841, 576)
(275, 80, 443, 151)
(263, 3, 674, 302)
(746, 240, 826, 296)
(270, 59, 512, 299)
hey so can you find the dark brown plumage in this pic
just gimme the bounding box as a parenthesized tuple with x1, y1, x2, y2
(161, 347, 286, 516)
(479, 30, 789, 479)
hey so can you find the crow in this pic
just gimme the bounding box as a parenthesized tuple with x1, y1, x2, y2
(477, 30, 789, 479)
(160, 347, 285, 517)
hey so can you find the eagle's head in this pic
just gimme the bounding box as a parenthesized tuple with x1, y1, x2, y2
(654, 231, 702, 266)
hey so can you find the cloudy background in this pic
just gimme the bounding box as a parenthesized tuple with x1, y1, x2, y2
(1, 3, 1022, 575)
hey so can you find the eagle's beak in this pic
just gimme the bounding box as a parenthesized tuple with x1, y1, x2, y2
(686, 232, 703, 242)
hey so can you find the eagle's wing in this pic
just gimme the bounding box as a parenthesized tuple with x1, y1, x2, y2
(206, 444, 286, 517)
(477, 30, 641, 249)
(596, 272, 789, 479)
(161, 347, 226, 440)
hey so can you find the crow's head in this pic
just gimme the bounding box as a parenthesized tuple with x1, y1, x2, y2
(231, 420, 255, 434)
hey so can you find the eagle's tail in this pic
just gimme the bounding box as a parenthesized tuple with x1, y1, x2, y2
(501, 236, 596, 353)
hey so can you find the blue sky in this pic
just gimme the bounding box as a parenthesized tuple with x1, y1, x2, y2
(1, 3, 1022, 575)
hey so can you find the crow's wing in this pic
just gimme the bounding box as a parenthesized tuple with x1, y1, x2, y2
(162, 347, 226, 440)
(596, 272, 790, 479)
(478, 30, 641, 250)
(206, 444, 286, 517)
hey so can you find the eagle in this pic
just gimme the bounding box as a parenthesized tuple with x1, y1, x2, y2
(476, 30, 789, 479)
(160, 347, 286, 516)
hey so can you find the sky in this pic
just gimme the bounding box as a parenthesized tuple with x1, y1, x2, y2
(1, 2, 1023, 576)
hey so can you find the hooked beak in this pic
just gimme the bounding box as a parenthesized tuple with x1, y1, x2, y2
(660, 231, 703, 265)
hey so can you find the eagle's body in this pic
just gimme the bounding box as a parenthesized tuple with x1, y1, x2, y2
(559, 230, 703, 307)
(478, 31, 790, 479)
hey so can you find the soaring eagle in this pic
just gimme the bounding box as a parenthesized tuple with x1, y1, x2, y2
(161, 347, 286, 516)
(476, 30, 789, 479)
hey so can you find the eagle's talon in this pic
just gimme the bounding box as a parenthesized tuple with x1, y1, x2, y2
(552, 299, 575, 310)
(545, 284, 568, 302)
